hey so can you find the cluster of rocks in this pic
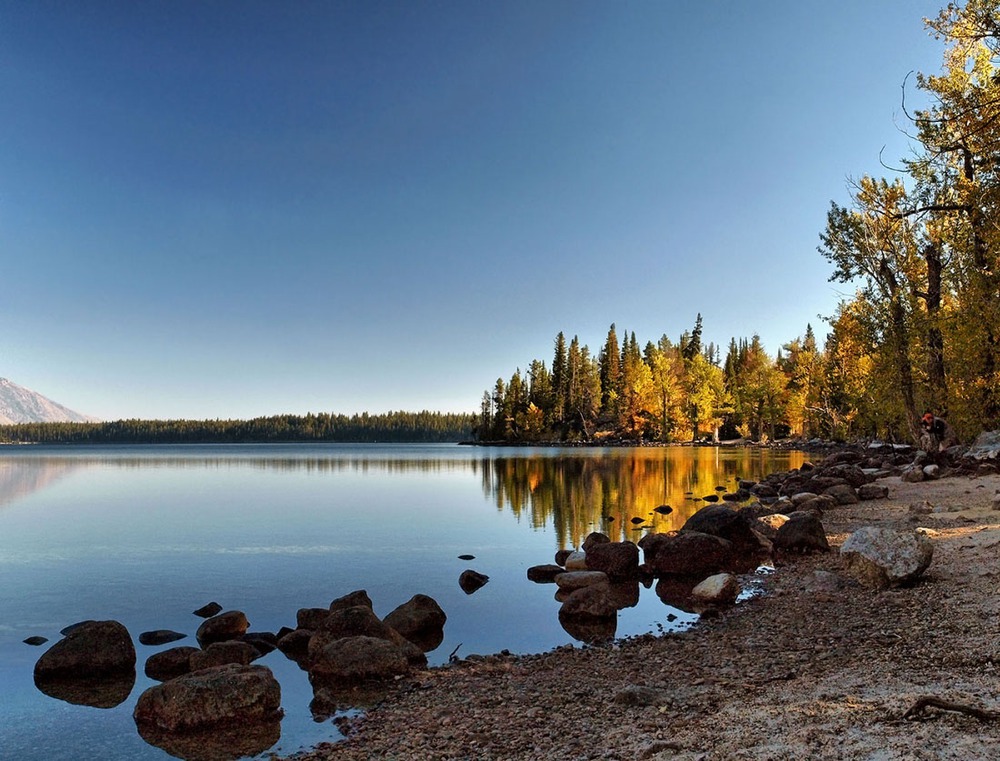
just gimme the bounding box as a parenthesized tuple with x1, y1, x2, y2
(526, 446, 946, 643)
(29, 589, 448, 757)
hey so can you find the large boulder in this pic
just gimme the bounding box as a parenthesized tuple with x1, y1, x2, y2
(773, 512, 830, 554)
(382, 594, 446, 651)
(840, 527, 933, 588)
(133, 663, 281, 732)
(640, 531, 739, 577)
(964, 430, 1000, 461)
(34, 620, 136, 680)
(195, 611, 249, 648)
(308, 635, 410, 682)
(584, 541, 639, 581)
(681, 505, 761, 554)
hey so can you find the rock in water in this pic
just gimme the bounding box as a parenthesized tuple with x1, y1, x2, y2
(34, 620, 136, 679)
(840, 527, 933, 588)
(133, 663, 281, 732)
(192, 602, 223, 618)
(458, 569, 490, 594)
(195, 611, 249, 647)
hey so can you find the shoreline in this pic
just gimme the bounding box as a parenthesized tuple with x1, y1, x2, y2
(285, 465, 1000, 760)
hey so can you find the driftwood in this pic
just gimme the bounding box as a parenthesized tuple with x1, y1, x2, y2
(903, 696, 1000, 722)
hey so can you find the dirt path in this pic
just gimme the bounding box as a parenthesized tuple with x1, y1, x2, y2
(285, 471, 1000, 761)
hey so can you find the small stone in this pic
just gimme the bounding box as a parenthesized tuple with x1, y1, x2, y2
(192, 602, 223, 618)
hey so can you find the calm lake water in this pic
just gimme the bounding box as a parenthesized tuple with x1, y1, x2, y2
(0, 443, 804, 760)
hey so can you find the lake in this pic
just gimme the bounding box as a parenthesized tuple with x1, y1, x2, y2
(0, 443, 804, 760)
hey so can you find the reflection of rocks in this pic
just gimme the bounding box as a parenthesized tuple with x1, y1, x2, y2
(654, 577, 699, 614)
(133, 663, 282, 732)
(558, 609, 616, 644)
(136, 714, 281, 761)
(35, 669, 136, 708)
(34, 620, 136, 680)
(145, 646, 199, 681)
(310, 682, 386, 722)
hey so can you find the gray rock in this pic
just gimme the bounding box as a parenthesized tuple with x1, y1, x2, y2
(901, 467, 925, 483)
(840, 527, 934, 588)
(965, 430, 1000, 461)
(922, 464, 941, 480)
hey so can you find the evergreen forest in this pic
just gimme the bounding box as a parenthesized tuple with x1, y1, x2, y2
(0, 411, 475, 445)
(478, 2, 1000, 447)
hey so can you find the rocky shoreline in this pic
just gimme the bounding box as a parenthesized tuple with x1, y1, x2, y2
(285, 435, 1000, 760)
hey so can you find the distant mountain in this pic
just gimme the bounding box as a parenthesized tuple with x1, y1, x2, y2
(0, 377, 99, 424)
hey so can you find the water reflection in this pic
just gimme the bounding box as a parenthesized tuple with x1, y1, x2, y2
(479, 448, 805, 549)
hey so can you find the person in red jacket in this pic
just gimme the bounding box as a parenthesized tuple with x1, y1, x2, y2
(920, 412, 957, 452)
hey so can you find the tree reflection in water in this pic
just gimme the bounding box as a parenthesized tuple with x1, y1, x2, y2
(480, 447, 805, 549)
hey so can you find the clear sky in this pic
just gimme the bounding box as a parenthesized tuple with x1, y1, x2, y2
(1, 1, 944, 421)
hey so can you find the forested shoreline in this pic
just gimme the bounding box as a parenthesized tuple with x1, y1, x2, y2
(479, 2, 1000, 448)
(0, 411, 475, 445)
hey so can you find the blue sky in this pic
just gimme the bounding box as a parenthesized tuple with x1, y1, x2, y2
(1, 1, 943, 421)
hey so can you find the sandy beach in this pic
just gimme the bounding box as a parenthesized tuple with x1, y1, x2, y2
(284, 467, 1000, 761)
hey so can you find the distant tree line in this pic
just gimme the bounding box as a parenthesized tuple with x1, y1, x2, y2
(480, 2, 1000, 447)
(0, 411, 476, 444)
